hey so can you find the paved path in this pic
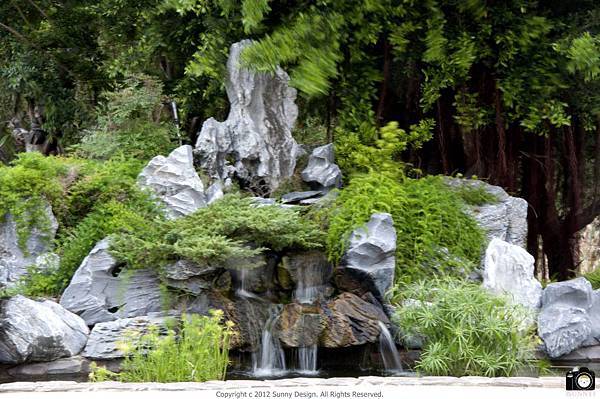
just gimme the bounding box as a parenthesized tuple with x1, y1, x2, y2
(0, 377, 574, 399)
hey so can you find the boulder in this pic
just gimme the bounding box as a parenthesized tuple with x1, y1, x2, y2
(60, 239, 163, 326)
(336, 213, 396, 301)
(195, 40, 301, 195)
(584, 291, 600, 347)
(301, 144, 342, 189)
(163, 259, 221, 295)
(542, 277, 593, 308)
(0, 203, 58, 288)
(538, 277, 595, 358)
(482, 238, 542, 309)
(320, 292, 390, 348)
(445, 178, 528, 247)
(138, 145, 206, 218)
(277, 303, 324, 347)
(82, 315, 168, 360)
(538, 306, 592, 358)
(0, 296, 89, 364)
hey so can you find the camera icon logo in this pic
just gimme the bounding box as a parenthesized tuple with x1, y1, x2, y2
(566, 366, 595, 390)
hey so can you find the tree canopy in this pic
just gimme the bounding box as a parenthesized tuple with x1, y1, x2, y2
(0, 0, 599, 279)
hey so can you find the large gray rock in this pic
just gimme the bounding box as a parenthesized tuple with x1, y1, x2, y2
(337, 213, 396, 301)
(82, 316, 168, 360)
(60, 239, 163, 326)
(138, 145, 206, 218)
(538, 277, 595, 358)
(195, 40, 301, 195)
(482, 238, 542, 309)
(0, 203, 58, 288)
(301, 144, 342, 189)
(445, 178, 528, 247)
(584, 291, 600, 347)
(0, 296, 89, 364)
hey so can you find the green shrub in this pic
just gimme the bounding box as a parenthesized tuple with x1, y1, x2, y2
(72, 120, 178, 161)
(327, 172, 485, 283)
(90, 311, 234, 382)
(70, 74, 178, 161)
(0, 153, 71, 250)
(110, 194, 325, 271)
(392, 278, 537, 377)
(335, 120, 434, 178)
(61, 158, 148, 228)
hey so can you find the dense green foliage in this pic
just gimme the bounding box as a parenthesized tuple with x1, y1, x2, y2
(0, 153, 69, 250)
(111, 194, 325, 271)
(0, 153, 161, 296)
(327, 173, 485, 283)
(71, 75, 178, 161)
(90, 311, 233, 382)
(0, 0, 598, 278)
(392, 278, 538, 377)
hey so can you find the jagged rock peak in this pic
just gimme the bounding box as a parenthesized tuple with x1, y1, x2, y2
(195, 40, 302, 195)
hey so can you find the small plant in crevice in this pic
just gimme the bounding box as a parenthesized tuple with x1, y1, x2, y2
(110, 193, 325, 272)
(391, 278, 538, 377)
(451, 182, 499, 206)
(89, 311, 234, 382)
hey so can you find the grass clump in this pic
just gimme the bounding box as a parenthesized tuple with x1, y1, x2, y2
(110, 194, 325, 271)
(327, 172, 485, 283)
(90, 311, 234, 382)
(392, 278, 537, 377)
(583, 270, 600, 289)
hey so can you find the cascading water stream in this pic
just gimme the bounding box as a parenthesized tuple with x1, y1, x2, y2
(236, 268, 258, 299)
(377, 321, 403, 373)
(296, 345, 318, 375)
(291, 262, 324, 374)
(253, 305, 287, 377)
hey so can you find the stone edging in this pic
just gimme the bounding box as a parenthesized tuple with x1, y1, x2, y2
(0, 377, 564, 392)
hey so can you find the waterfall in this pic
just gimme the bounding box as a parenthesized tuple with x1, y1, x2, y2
(378, 321, 403, 373)
(293, 259, 326, 304)
(235, 268, 258, 299)
(296, 345, 318, 375)
(253, 306, 286, 377)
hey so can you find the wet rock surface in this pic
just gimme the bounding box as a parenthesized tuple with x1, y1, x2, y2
(320, 293, 390, 348)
